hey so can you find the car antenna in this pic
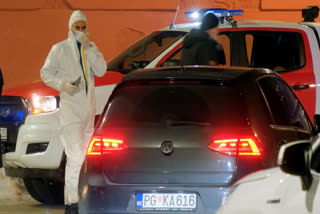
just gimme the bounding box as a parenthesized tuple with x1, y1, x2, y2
(169, 0, 181, 29)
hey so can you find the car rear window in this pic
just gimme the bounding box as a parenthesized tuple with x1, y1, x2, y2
(99, 81, 248, 128)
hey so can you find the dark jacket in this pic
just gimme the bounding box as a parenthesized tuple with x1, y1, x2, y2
(181, 29, 226, 66)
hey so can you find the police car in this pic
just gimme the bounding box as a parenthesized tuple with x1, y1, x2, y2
(1, 6, 320, 204)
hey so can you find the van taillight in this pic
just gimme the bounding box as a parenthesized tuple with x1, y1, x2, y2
(208, 137, 262, 157)
(87, 137, 126, 156)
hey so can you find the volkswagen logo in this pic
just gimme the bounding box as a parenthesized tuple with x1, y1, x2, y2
(160, 140, 174, 156)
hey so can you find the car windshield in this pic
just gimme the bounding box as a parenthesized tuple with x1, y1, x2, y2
(98, 80, 248, 128)
(107, 31, 186, 73)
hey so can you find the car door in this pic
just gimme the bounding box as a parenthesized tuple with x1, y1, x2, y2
(278, 140, 320, 214)
(309, 141, 320, 213)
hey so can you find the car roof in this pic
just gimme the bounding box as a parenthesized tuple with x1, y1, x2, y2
(159, 20, 310, 32)
(119, 66, 277, 83)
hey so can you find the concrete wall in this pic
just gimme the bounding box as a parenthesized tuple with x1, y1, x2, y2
(1, 0, 318, 90)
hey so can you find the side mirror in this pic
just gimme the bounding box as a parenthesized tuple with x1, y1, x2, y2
(314, 114, 320, 133)
(278, 140, 312, 190)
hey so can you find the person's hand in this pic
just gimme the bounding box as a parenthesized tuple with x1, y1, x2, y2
(78, 32, 91, 50)
(62, 81, 77, 95)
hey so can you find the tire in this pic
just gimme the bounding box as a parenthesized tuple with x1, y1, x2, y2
(23, 178, 45, 203)
(23, 178, 64, 205)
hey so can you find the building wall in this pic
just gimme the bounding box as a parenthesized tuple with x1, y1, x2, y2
(0, 0, 318, 89)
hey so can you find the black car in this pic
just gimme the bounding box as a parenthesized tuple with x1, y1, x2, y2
(79, 66, 316, 214)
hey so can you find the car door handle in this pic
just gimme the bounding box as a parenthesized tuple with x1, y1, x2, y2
(291, 84, 310, 90)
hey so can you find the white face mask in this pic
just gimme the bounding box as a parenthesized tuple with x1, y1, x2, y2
(74, 31, 80, 42)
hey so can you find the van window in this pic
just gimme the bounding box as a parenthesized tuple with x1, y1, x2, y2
(161, 33, 230, 67)
(245, 31, 305, 72)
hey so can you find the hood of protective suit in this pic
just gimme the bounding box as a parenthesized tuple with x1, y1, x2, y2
(183, 29, 210, 49)
(68, 10, 87, 39)
(69, 10, 87, 29)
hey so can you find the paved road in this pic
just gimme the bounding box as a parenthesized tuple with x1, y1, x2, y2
(0, 200, 64, 214)
(0, 168, 64, 213)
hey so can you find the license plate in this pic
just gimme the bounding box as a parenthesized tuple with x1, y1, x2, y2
(136, 193, 197, 211)
(0, 128, 7, 141)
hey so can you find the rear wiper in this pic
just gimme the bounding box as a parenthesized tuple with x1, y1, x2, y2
(166, 120, 211, 126)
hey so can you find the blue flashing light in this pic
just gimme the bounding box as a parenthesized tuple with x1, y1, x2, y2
(227, 9, 244, 16)
(204, 9, 228, 17)
(191, 11, 199, 19)
(184, 11, 197, 18)
(0, 103, 25, 125)
(185, 9, 244, 20)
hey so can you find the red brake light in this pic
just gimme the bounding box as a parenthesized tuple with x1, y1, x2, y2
(87, 137, 126, 156)
(209, 137, 262, 157)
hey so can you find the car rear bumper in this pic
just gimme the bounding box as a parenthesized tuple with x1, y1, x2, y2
(79, 184, 229, 214)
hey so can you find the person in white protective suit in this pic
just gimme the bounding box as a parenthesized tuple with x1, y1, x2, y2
(40, 10, 106, 214)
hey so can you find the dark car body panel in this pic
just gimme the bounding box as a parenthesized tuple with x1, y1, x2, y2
(79, 66, 314, 214)
(97, 127, 236, 185)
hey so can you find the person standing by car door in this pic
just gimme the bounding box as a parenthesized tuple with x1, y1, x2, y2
(40, 10, 106, 214)
(181, 13, 226, 66)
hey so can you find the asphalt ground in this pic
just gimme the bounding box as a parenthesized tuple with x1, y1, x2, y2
(0, 201, 64, 214)
(0, 168, 64, 213)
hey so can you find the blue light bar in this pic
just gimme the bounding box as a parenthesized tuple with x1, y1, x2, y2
(185, 9, 244, 19)
(0, 103, 25, 125)
(203, 9, 229, 17)
(227, 9, 244, 16)
(191, 11, 199, 19)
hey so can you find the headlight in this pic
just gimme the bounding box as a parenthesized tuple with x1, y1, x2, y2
(27, 95, 59, 115)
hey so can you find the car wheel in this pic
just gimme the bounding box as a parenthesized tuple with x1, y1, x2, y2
(23, 178, 45, 203)
(23, 178, 64, 205)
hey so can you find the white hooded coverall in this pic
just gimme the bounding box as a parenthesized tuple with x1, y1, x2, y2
(40, 10, 106, 205)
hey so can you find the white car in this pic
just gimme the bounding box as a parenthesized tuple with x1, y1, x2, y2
(216, 137, 320, 214)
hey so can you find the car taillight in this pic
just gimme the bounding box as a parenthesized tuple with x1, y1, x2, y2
(87, 136, 126, 156)
(208, 137, 262, 157)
